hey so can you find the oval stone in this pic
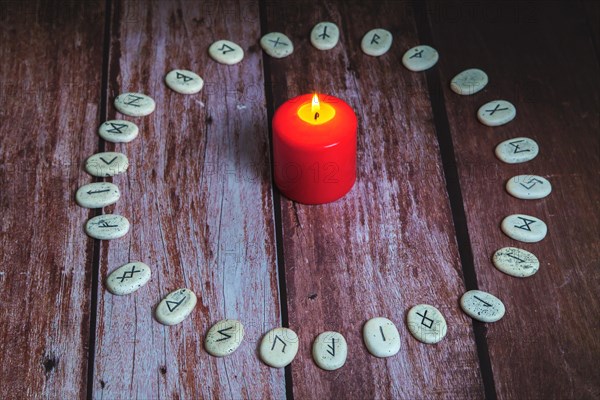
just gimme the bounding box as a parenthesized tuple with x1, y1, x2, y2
(493, 247, 540, 277)
(106, 262, 151, 295)
(259, 327, 299, 368)
(477, 100, 516, 126)
(98, 120, 139, 143)
(85, 152, 129, 177)
(402, 45, 439, 71)
(76, 182, 120, 209)
(495, 137, 539, 164)
(361, 28, 392, 56)
(85, 214, 130, 240)
(155, 288, 197, 326)
(310, 22, 339, 50)
(450, 68, 488, 95)
(506, 175, 552, 200)
(501, 214, 547, 243)
(260, 33, 293, 59)
(205, 319, 244, 357)
(406, 304, 447, 344)
(363, 317, 400, 358)
(114, 92, 155, 117)
(312, 331, 347, 371)
(460, 290, 505, 323)
(165, 69, 204, 94)
(208, 40, 244, 65)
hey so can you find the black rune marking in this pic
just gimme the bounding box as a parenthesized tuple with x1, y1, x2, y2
(217, 43, 235, 54)
(509, 140, 530, 154)
(370, 33, 381, 45)
(485, 103, 509, 115)
(166, 296, 186, 312)
(98, 220, 118, 228)
(473, 295, 493, 307)
(271, 335, 287, 353)
(268, 37, 287, 47)
(176, 72, 193, 82)
(409, 49, 424, 59)
(417, 310, 434, 329)
(106, 122, 128, 134)
(506, 252, 526, 263)
(117, 265, 141, 282)
(520, 177, 543, 190)
(379, 326, 386, 341)
(514, 216, 536, 231)
(99, 156, 118, 165)
(326, 338, 336, 357)
(215, 326, 234, 342)
(123, 94, 144, 107)
(87, 189, 110, 195)
(318, 26, 330, 39)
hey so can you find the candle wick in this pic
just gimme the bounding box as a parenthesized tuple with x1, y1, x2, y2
(314, 112, 320, 120)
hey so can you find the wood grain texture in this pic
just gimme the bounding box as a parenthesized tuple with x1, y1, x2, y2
(92, 0, 283, 398)
(428, 1, 600, 398)
(0, 1, 104, 398)
(263, 1, 484, 398)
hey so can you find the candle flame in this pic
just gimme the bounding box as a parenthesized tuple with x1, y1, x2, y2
(311, 93, 320, 116)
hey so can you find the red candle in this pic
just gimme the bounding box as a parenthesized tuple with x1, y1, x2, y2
(273, 93, 357, 204)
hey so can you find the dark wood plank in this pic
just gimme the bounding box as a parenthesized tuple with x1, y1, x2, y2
(91, 0, 284, 398)
(263, 1, 484, 398)
(428, 1, 600, 398)
(0, 0, 104, 398)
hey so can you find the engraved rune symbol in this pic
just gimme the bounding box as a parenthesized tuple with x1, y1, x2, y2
(176, 72, 193, 82)
(409, 49, 424, 58)
(124, 94, 144, 107)
(506, 252, 526, 263)
(117, 264, 141, 282)
(485, 104, 509, 115)
(509, 140, 530, 154)
(98, 220, 118, 228)
(370, 33, 381, 45)
(87, 189, 110, 195)
(271, 335, 287, 353)
(217, 43, 235, 54)
(379, 326, 386, 341)
(106, 122, 128, 134)
(318, 26, 330, 39)
(100, 156, 118, 165)
(215, 326, 234, 342)
(166, 296, 186, 312)
(268, 37, 288, 47)
(326, 338, 336, 357)
(520, 177, 543, 190)
(514, 216, 536, 231)
(417, 310, 434, 329)
(474, 295, 492, 307)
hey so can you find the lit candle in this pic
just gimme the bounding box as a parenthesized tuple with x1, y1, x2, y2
(273, 93, 357, 204)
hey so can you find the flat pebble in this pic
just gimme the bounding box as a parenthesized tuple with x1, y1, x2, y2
(363, 317, 400, 358)
(477, 100, 516, 126)
(361, 28, 392, 56)
(406, 304, 447, 344)
(460, 290, 505, 323)
(506, 175, 551, 200)
(208, 40, 244, 65)
(205, 319, 244, 357)
(85, 214, 130, 240)
(493, 247, 540, 277)
(495, 137, 539, 164)
(165, 69, 204, 94)
(85, 152, 129, 177)
(312, 331, 347, 371)
(310, 22, 339, 50)
(155, 288, 197, 326)
(106, 262, 151, 295)
(114, 92, 155, 117)
(402, 45, 439, 71)
(259, 327, 299, 368)
(501, 213, 547, 243)
(260, 33, 293, 59)
(98, 120, 139, 143)
(76, 182, 120, 209)
(450, 68, 488, 95)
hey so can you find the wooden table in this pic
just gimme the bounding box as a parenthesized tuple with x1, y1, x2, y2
(1, 1, 598, 399)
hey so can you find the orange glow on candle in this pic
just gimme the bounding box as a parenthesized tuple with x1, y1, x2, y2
(297, 93, 335, 125)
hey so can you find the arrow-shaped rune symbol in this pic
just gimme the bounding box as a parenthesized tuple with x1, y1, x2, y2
(100, 156, 118, 165)
(87, 189, 110, 195)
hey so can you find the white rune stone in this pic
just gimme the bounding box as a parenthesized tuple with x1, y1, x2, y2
(75, 182, 120, 209)
(155, 288, 197, 326)
(312, 331, 347, 370)
(406, 304, 447, 344)
(363, 317, 400, 358)
(495, 137, 539, 164)
(501, 214, 547, 243)
(460, 290, 505, 323)
(506, 175, 552, 200)
(85, 152, 129, 177)
(310, 22, 340, 50)
(450, 68, 488, 95)
(208, 40, 244, 65)
(402, 45, 439, 71)
(165, 69, 204, 94)
(114, 92, 155, 117)
(492, 247, 540, 278)
(361, 28, 392, 56)
(477, 100, 516, 126)
(85, 214, 130, 240)
(260, 32, 294, 59)
(98, 120, 139, 143)
(205, 319, 245, 357)
(106, 262, 151, 295)
(259, 327, 299, 368)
